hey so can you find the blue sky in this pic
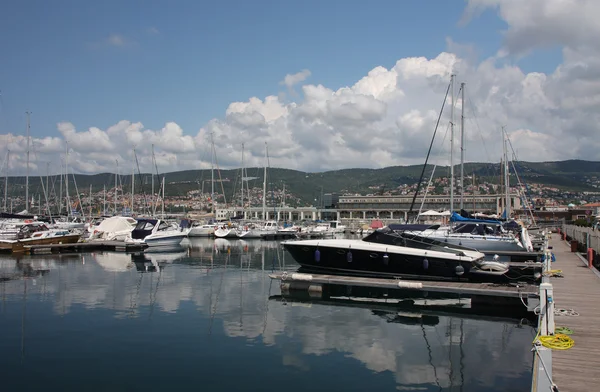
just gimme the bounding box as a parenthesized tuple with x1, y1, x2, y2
(0, 0, 560, 139)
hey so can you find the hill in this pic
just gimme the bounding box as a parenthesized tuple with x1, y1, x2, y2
(2, 160, 599, 207)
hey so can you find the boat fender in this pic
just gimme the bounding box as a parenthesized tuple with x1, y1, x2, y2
(291, 273, 313, 281)
(423, 258, 429, 270)
(383, 252, 389, 266)
(479, 261, 508, 272)
(455, 265, 465, 276)
(398, 281, 423, 289)
(314, 249, 320, 262)
(347, 250, 353, 263)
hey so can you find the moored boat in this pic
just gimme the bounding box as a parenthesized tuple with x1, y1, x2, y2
(282, 226, 542, 283)
(126, 219, 188, 248)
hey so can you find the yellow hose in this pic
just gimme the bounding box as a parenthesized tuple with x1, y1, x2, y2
(543, 269, 563, 277)
(538, 334, 574, 350)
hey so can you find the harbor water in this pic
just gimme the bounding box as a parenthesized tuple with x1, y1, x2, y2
(0, 238, 535, 391)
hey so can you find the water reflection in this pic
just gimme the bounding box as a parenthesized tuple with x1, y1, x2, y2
(0, 239, 534, 391)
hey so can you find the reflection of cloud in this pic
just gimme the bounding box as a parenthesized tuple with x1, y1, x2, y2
(0, 244, 533, 390)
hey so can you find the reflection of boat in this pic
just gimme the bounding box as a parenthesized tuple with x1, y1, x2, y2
(94, 253, 135, 272)
(270, 284, 535, 322)
(131, 249, 187, 272)
(372, 310, 439, 326)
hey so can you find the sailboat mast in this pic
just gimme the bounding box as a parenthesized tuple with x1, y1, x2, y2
(161, 176, 165, 218)
(25, 111, 31, 212)
(114, 159, 118, 215)
(46, 162, 49, 214)
(449, 74, 455, 213)
(89, 184, 92, 218)
(65, 141, 70, 217)
(210, 133, 215, 216)
(240, 143, 244, 217)
(472, 171, 476, 211)
(59, 158, 63, 214)
(4, 150, 9, 211)
(460, 82, 465, 211)
(103, 184, 106, 215)
(151, 144, 155, 215)
(282, 182, 286, 208)
(262, 142, 267, 220)
(131, 150, 135, 216)
(503, 127, 510, 219)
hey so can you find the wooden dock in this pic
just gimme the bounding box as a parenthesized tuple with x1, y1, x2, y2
(544, 236, 600, 391)
(23, 241, 147, 255)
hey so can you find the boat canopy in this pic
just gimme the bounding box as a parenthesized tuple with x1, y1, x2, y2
(450, 212, 501, 225)
(387, 224, 440, 231)
(95, 216, 137, 234)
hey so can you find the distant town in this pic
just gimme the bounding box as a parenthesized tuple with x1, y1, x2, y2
(5, 173, 600, 219)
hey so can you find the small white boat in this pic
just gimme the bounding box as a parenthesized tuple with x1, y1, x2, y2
(236, 220, 279, 238)
(214, 223, 238, 238)
(52, 216, 86, 230)
(126, 219, 188, 248)
(188, 222, 218, 237)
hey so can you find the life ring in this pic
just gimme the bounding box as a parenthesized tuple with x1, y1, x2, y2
(25, 219, 33, 223)
(244, 226, 248, 231)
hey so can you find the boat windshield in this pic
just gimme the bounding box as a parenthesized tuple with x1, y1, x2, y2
(363, 227, 477, 255)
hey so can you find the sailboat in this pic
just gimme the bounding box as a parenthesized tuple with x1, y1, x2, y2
(235, 143, 279, 239)
(407, 77, 532, 252)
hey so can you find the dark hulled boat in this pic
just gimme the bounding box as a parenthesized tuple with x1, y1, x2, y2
(282, 225, 542, 283)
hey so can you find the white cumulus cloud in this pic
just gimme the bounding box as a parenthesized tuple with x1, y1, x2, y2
(280, 69, 312, 89)
(3, 3, 600, 175)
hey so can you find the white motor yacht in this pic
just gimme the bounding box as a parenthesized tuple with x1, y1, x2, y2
(126, 218, 188, 248)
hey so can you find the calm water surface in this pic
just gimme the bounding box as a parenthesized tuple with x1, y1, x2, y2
(0, 238, 535, 391)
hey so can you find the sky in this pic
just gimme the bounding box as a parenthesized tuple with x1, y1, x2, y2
(0, 0, 597, 175)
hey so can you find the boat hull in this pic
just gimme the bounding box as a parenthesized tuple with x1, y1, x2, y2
(0, 234, 81, 253)
(282, 239, 541, 283)
(214, 228, 237, 238)
(282, 240, 479, 281)
(188, 226, 216, 237)
(144, 234, 187, 247)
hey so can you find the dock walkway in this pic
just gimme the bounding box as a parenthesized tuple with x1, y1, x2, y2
(548, 236, 600, 391)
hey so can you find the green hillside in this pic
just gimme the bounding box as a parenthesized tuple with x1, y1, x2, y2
(2, 160, 599, 207)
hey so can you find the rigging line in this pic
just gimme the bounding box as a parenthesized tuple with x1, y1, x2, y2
(466, 96, 492, 162)
(71, 172, 86, 220)
(408, 81, 452, 216)
(208, 250, 229, 336)
(417, 121, 452, 219)
(505, 134, 536, 224)
(211, 142, 228, 206)
(421, 321, 443, 392)
(30, 144, 52, 218)
(152, 145, 161, 215)
(133, 149, 150, 215)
